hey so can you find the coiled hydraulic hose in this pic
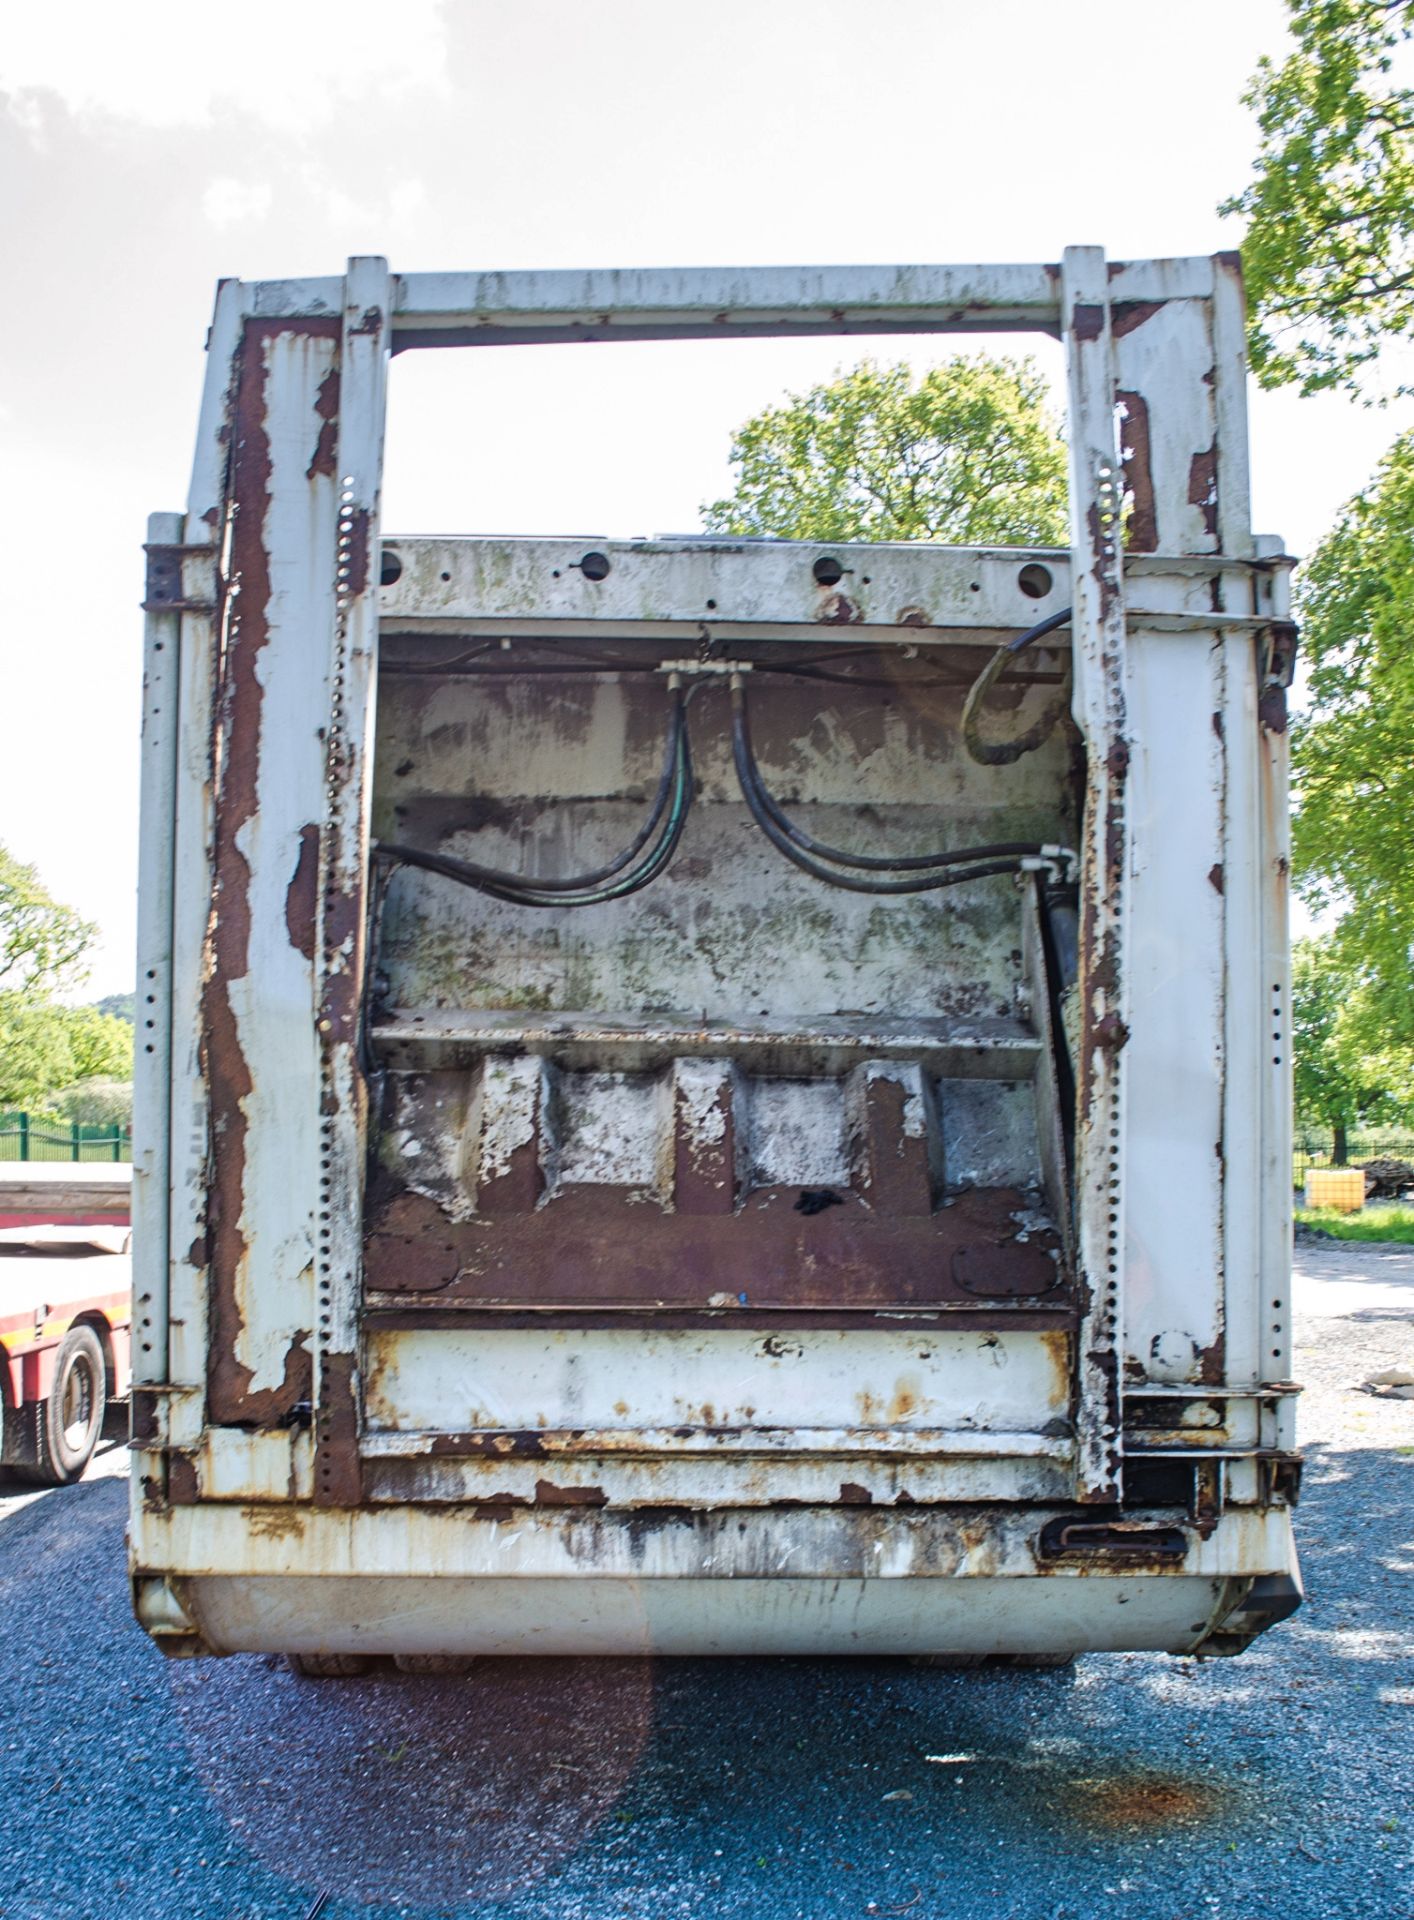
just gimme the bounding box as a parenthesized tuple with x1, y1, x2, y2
(373, 682, 693, 907)
(961, 605, 1073, 766)
(730, 674, 1073, 895)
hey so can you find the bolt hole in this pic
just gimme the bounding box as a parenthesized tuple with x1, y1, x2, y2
(1017, 562, 1053, 600)
(705, 598, 717, 610)
(379, 548, 403, 587)
(812, 555, 845, 587)
(578, 551, 611, 581)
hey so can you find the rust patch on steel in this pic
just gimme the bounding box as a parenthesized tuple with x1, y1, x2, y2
(285, 825, 320, 963)
(166, 1453, 199, 1505)
(129, 1388, 160, 1447)
(816, 591, 862, 625)
(364, 1182, 1069, 1314)
(1070, 303, 1104, 343)
(1258, 683, 1288, 733)
(306, 367, 339, 480)
(202, 317, 337, 1428)
(1187, 445, 1218, 539)
(1195, 1335, 1225, 1387)
(1115, 390, 1157, 553)
(534, 1480, 608, 1507)
(838, 1482, 874, 1505)
(951, 1240, 1060, 1299)
(1208, 863, 1224, 895)
(314, 1348, 364, 1507)
(855, 1075, 935, 1218)
(1110, 300, 1163, 340)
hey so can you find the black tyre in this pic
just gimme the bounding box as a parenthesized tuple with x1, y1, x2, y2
(21, 1325, 106, 1486)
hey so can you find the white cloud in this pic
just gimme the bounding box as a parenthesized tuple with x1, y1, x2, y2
(201, 176, 274, 227)
(0, 0, 450, 130)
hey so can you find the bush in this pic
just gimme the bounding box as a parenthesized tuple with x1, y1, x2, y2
(47, 1078, 133, 1129)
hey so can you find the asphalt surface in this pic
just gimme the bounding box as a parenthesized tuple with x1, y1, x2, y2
(9, 1243, 1413, 1920)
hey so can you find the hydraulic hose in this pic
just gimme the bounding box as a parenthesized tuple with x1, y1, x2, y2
(962, 606, 1073, 767)
(730, 678, 1071, 896)
(374, 686, 692, 907)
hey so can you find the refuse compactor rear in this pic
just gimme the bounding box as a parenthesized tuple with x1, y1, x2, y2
(130, 251, 1301, 1661)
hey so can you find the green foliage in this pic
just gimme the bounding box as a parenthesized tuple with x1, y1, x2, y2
(1292, 435, 1414, 1079)
(0, 999, 133, 1112)
(0, 842, 95, 996)
(1291, 936, 1405, 1128)
(702, 357, 1068, 545)
(1224, 0, 1414, 396)
(1295, 1203, 1414, 1241)
(47, 1077, 133, 1130)
(0, 842, 129, 1112)
(93, 991, 135, 1024)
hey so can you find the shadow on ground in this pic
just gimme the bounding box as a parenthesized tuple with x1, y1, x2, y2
(0, 1434, 1409, 1917)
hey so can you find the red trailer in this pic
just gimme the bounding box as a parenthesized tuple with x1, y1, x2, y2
(0, 1166, 132, 1483)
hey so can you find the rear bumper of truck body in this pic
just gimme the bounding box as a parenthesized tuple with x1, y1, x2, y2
(133, 1503, 1299, 1659)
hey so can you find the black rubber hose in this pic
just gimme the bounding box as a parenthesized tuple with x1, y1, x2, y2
(732, 678, 1050, 874)
(374, 690, 687, 897)
(730, 686, 1035, 897)
(962, 606, 1073, 767)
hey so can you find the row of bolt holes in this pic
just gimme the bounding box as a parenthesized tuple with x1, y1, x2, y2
(379, 547, 1057, 604)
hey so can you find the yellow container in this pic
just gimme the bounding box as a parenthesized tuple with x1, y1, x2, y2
(1305, 1168, 1366, 1212)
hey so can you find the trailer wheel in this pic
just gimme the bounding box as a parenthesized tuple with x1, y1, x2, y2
(20, 1325, 106, 1486)
(286, 1653, 373, 1677)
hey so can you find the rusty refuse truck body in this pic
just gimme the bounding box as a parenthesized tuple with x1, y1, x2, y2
(131, 254, 1301, 1662)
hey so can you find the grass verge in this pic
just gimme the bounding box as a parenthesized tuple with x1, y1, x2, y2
(1295, 1204, 1414, 1245)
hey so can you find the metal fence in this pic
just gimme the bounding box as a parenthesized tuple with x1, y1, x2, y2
(1293, 1126, 1414, 1190)
(0, 1111, 131, 1163)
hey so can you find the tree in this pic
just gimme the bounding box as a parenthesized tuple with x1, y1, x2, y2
(0, 842, 130, 1113)
(1291, 936, 1406, 1160)
(0, 843, 95, 996)
(1291, 432, 1414, 1079)
(1223, 0, 1414, 396)
(702, 357, 1068, 545)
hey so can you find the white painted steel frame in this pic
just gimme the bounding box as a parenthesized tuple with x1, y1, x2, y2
(134, 250, 1297, 1656)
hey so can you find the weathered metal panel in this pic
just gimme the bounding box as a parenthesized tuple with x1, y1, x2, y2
(1060, 247, 1131, 1502)
(132, 511, 183, 1419)
(202, 318, 338, 1426)
(163, 276, 247, 1457)
(362, 1326, 1068, 1434)
(311, 258, 392, 1506)
(1121, 629, 1226, 1384)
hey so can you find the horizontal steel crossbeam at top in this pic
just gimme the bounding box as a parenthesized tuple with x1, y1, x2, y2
(239, 256, 1223, 343)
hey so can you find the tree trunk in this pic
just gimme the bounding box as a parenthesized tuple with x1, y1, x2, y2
(1333, 1120, 1350, 1167)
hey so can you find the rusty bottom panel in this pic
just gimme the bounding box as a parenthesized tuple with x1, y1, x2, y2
(359, 1451, 1074, 1510)
(364, 1184, 1066, 1311)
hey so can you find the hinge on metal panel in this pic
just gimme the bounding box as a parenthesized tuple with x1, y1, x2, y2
(142, 542, 217, 614)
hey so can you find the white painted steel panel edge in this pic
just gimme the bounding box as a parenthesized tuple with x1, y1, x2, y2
(184, 1572, 1252, 1658)
(132, 511, 182, 1401)
(1061, 245, 1130, 1501)
(358, 1426, 1072, 1458)
(233, 257, 1216, 335)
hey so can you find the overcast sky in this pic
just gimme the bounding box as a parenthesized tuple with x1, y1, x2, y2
(3, 0, 1406, 994)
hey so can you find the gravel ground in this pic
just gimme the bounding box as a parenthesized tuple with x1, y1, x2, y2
(9, 1244, 1412, 1920)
